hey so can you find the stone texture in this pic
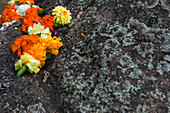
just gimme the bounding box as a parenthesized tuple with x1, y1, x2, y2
(0, 0, 169, 112)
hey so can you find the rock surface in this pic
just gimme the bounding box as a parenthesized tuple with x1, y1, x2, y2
(0, 0, 169, 112)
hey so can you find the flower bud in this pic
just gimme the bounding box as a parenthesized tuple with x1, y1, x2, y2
(37, 10, 46, 17)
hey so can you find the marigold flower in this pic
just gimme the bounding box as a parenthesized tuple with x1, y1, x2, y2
(11, 34, 47, 67)
(27, 23, 51, 39)
(16, 4, 31, 16)
(18, 0, 35, 5)
(28, 23, 45, 35)
(15, 53, 41, 74)
(28, 42, 46, 67)
(41, 14, 55, 31)
(22, 7, 42, 32)
(0, 4, 23, 24)
(46, 36, 63, 55)
(52, 6, 72, 25)
(25, 7, 43, 16)
(41, 28, 51, 39)
(22, 16, 41, 32)
(8, 0, 18, 6)
(11, 34, 43, 56)
(5, 3, 17, 11)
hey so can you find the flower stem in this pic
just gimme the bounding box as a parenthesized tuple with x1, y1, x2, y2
(17, 65, 27, 77)
(6, 16, 11, 23)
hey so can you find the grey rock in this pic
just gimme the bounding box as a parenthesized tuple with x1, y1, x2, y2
(0, 0, 169, 112)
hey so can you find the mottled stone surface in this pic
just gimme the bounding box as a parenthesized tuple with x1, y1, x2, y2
(0, 0, 170, 112)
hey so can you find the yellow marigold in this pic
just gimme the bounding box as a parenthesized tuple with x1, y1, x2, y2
(15, 53, 40, 74)
(8, 0, 18, 5)
(52, 6, 72, 25)
(46, 36, 63, 55)
(41, 28, 51, 39)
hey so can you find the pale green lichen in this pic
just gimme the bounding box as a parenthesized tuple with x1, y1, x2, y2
(10, 103, 45, 113)
(120, 53, 138, 68)
(123, 37, 135, 46)
(156, 61, 170, 75)
(136, 104, 150, 113)
(147, 55, 154, 70)
(137, 0, 170, 17)
(155, 86, 166, 101)
(27, 103, 46, 113)
(134, 43, 154, 58)
(61, 17, 169, 112)
(164, 55, 170, 61)
(59, 1, 169, 112)
(128, 68, 142, 79)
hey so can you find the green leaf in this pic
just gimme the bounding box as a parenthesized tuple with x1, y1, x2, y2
(17, 65, 28, 77)
(15, 1, 19, 6)
(37, 33, 41, 37)
(58, 36, 63, 40)
(53, 23, 61, 29)
(46, 55, 52, 60)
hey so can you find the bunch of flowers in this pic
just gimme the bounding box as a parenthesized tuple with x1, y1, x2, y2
(18, 0, 35, 5)
(52, 6, 73, 25)
(41, 14, 55, 31)
(8, 0, 35, 6)
(0, 0, 74, 77)
(11, 34, 63, 74)
(0, 0, 40, 30)
(22, 7, 43, 32)
(0, 4, 23, 24)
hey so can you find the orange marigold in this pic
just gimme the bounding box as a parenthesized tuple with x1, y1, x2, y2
(5, 3, 17, 11)
(0, 4, 23, 24)
(22, 7, 43, 32)
(28, 42, 47, 67)
(11, 34, 44, 57)
(41, 14, 55, 31)
(22, 16, 41, 32)
(18, 0, 35, 5)
(25, 7, 43, 16)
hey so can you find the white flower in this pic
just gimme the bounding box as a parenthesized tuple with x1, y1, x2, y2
(2, 22, 12, 29)
(28, 23, 45, 35)
(41, 28, 51, 39)
(26, 0, 31, 4)
(0, 27, 4, 31)
(16, 4, 31, 16)
(32, 5, 40, 9)
(27, 23, 52, 39)
(0, 20, 17, 31)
